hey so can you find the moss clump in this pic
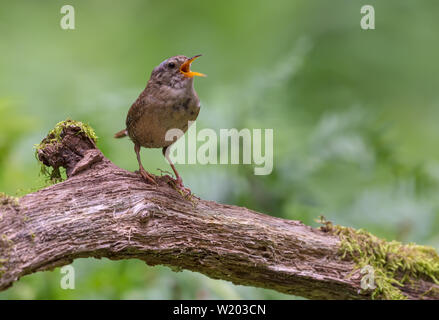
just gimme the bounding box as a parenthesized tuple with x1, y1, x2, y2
(34, 119, 98, 182)
(36, 119, 98, 148)
(317, 217, 439, 299)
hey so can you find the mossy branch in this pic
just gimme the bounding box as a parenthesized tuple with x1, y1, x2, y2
(1, 120, 439, 300)
(319, 216, 439, 300)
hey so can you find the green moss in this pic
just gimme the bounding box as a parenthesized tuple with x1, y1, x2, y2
(36, 119, 98, 148)
(166, 264, 183, 273)
(0, 192, 19, 207)
(0, 258, 7, 278)
(34, 119, 98, 182)
(0, 240, 11, 279)
(317, 216, 439, 299)
(167, 178, 199, 205)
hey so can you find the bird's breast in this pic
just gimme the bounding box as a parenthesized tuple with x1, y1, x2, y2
(129, 91, 200, 149)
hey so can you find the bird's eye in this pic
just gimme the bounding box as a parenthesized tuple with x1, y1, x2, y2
(168, 62, 175, 69)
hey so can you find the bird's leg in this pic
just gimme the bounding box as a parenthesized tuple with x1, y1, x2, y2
(162, 146, 191, 195)
(163, 146, 182, 185)
(134, 143, 156, 184)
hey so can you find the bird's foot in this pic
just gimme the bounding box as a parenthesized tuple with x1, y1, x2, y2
(167, 176, 192, 197)
(138, 168, 157, 185)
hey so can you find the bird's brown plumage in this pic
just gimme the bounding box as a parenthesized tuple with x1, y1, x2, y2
(115, 55, 203, 188)
(126, 55, 200, 148)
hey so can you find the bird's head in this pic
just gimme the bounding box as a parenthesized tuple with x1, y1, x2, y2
(150, 55, 205, 89)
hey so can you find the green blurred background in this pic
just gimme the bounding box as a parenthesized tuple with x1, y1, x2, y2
(1, 0, 439, 299)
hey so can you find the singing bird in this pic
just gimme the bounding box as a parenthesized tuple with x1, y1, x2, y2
(114, 55, 205, 191)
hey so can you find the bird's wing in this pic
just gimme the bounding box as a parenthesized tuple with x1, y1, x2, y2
(125, 89, 152, 131)
(126, 98, 143, 131)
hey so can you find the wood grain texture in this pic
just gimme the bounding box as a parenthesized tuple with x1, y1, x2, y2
(0, 123, 438, 300)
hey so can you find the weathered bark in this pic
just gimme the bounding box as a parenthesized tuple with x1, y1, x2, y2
(0, 122, 438, 300)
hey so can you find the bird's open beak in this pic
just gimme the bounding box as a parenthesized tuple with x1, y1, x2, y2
(180, 55, 206, 78)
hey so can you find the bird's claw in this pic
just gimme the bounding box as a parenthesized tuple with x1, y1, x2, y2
(139, 168, 157, 185)
(167, 176, 192, 197)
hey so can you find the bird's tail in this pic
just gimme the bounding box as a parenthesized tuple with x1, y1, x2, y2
(114, 129, 128, 139)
